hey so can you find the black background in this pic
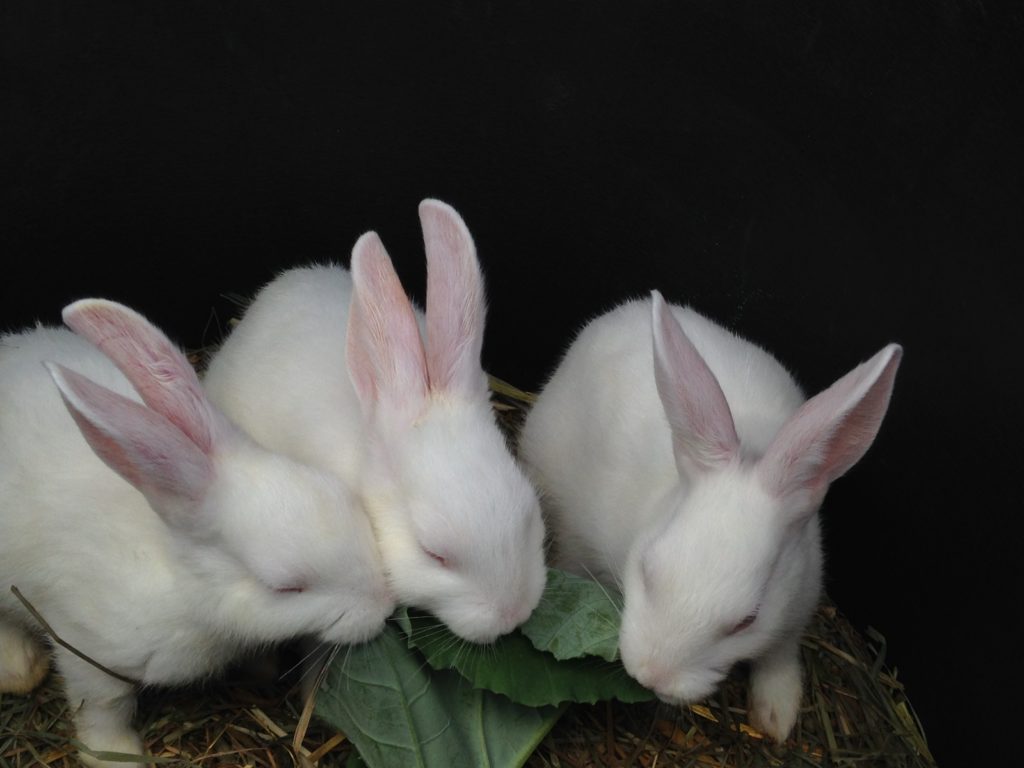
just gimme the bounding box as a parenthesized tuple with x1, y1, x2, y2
(3, 2, 1021, 764)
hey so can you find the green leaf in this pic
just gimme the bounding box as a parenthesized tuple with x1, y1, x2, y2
(317, 568, 654, 767)
(519, 569, 624, 662)
(315, 625, 565, 768)
(401, 609, 655, 707)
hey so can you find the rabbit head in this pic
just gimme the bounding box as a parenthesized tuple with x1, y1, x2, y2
(54, 299, 394, 647)
(345, 201, 546, 643)
(618, 292, 902, 703)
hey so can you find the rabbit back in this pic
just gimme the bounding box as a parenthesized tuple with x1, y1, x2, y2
(519, 297, 805, 577)
(204, 265, 368, 487)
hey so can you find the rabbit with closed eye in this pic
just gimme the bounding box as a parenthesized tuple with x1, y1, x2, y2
(0, 300, 393, 768)
(203, 200, 547, 643)
(518, 290, 901, 742)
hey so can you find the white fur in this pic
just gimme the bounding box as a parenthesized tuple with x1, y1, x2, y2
(518, 292, 901, 742)
(203, 200, 546, 643)
(0, 303, 393, 767)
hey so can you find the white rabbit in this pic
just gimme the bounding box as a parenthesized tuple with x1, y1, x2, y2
(203, 200, 546, 643)
(518, 291, 902, 742)
(0, 300, 393, 768)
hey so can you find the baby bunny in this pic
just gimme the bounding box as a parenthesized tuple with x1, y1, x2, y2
(518, 291, 902, 742)
(203, 200, 546, 643)
(0, 300, 393, 767)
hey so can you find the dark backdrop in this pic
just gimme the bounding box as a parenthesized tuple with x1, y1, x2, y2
(4, 2, 1021, 764)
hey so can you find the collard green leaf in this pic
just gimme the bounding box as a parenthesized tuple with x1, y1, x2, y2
(318, 568, 654, 767)
(315, 625, 564, 768)
(400, 609, 654, 707)
(519, 568, 624, 662)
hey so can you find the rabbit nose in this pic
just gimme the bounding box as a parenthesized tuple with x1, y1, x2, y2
(626, 660, 669, 692)
(489, 610, 517, 637)
(502, 603, 532, 630)
(377, 586, 396, 608)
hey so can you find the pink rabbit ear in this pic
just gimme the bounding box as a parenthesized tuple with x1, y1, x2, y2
(62, 299, 217, 453)
(759, 343, 903, 509)
(46, 362, 214, 521)
(651, 291, 739, 475)
(347, 231, 429, 414)
(419, 199, 487, 396)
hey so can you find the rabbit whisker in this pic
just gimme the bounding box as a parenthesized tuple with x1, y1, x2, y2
(280, 639, 331, 681)
(581, 563, 623, 619)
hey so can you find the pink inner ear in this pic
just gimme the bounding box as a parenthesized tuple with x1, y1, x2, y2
(47, 363, 213, 505)
(760, 344, 903, 499)
(651, 292, 739, 473)
(62, 299, 215, 453)
(347, 231, 429, 411)
(419, 200, 486, 396)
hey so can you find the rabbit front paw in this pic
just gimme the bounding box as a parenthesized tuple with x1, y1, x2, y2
(748, 651, 802, 742)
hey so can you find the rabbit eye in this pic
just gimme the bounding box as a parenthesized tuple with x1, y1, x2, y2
(422, 547, 449, 567)
(728, 612, 758, 635)
(275, 586, 306, 595)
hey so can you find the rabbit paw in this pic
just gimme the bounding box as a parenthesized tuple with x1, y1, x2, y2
(0, 624, 50, 694)
(77, 727, 148, 768)
(748, 654, 802, 742)
(65, 671, 148, 768)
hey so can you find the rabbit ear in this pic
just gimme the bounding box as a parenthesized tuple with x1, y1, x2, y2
(419, 200, 487, 396)
(62, 299, 218, 452)
(46, 362, 214, 522)
(651, 291, 739, 475)
(347, 231, 429, 414)
(759, 344, 903, 511)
